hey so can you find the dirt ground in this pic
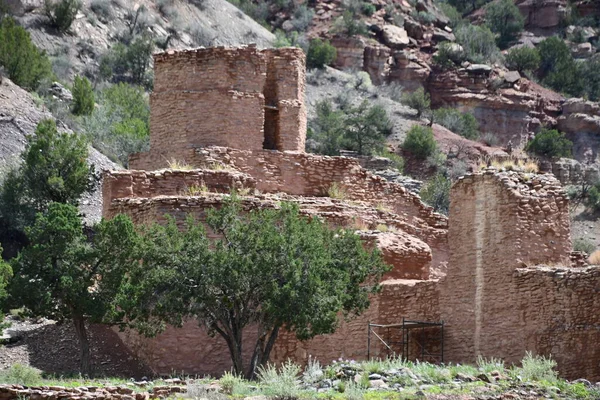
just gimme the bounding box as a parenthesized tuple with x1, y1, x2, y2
(570, 203, 600, 251)
(0, 315, 152, 379)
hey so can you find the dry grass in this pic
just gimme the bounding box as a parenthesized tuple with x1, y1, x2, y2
(375, 224, 388, 232)
(167, 158, 194, 170)
(187, 184, 208, 195)
(353, 219, 370, 231)
(327, 182, 348, 200)
(588, 250, 600, 265)
(375, 202, 392, 212)
(479, 156, 539, 173)
(236, 187, 253, 196)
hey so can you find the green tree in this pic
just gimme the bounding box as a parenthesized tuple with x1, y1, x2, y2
(455, 24, 501, 64)
(0, 119, 97, 233)
(403, 124, 437, 159)
(117, 197, 389, 379)
(306, 38, 337, 69)
(505, 46, 540, 73)
(0, 245, 12, 301)
(401, 87, 431, 118)
(0, 17, 53, 90)
(71, 75, 95, 116)
(44, 0, 81, 32)
(433, 108, 479, 140)
(308, 99, 345, 155)
(525, 129, 572, 159)
(448, 0, 492, 14)
(10, 203, 139, 375)
(585, 182, 600, 213)
(343, 101, 392, 155)
(127, 34, 154, 86)
(537, 36, 582, 96)
(82, 83, 150, 166)
(420, 173, 451, 215)
(485, 0, 524, 48)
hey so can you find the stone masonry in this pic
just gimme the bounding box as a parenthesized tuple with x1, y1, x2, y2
(103, 46, 600, 380)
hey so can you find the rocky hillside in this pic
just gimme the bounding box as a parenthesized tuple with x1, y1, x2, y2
(8, 0, 274, 81)
(0, 76, 117, 223)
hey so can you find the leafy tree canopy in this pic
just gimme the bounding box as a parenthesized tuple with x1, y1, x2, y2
(117, 196, 389, 379)
(525, 129, 572, 159)
(0, 119, 97, 233)
(0, 17, 53, 90)
(485, 0, 524, 48)
(10, 203, 139, 374)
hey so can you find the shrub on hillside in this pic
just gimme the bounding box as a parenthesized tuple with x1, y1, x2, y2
(433, 108, 479, 140)
(484, 0, 524, 48)
(343, 100, 392, 155)
(99, 35, 154, 87)
(82, 83, 149, 166)
(438, 2, 462, 29)
(289, 5, 314, 31)
(420, 173, 451, 215)
(71, 75, 94, 116)
(403, 124, 437, 159)
(573, 238, 595, 254)
(433, 41, 466, 69)
(0, 17, 53, 90)
(306, 38, 336, 69)
(332, 11, 368, 36)
(44, 0, 81, 32)
(505, 46, 540, 73)
(537, 36, 582, 96)
(448, 0, 492, 14)
(525, 129, 572, 159)
(401, 87, 430, 118)
(455, 24, 502, 64)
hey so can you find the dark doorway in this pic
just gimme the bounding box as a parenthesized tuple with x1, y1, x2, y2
(263, 106, 280, 150)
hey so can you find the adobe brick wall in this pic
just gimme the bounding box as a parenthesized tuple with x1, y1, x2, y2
(103, 46, 600, 380)
(101, 169, 255, 216)
(514, 266, 600, 381)
(145, 46, 306, 162)
(441, 170, 581, 372)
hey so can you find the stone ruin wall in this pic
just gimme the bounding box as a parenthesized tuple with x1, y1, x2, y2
(440, 172, 600, 380)
(104, 166, 448, 274)
(104, 170, 600, 380)
(148, 47, 305, 159)
(103, 46, 600, 380)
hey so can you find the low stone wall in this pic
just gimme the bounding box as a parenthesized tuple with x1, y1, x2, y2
(155, 147, 447, 229)
(117, 278, 441, 376)
(0, 384, 186, 400)
(514, 266, 600, 381)
(102, 169, 255, 216)
(105, 193, 437, 279)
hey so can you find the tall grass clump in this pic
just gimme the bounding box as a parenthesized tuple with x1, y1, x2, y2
(476, 355, 505, 373)
(573, 238, 595, 254)
(515, 352, 558, 383)
(257, 360, 302, 398)
(0, 364, 42, 386)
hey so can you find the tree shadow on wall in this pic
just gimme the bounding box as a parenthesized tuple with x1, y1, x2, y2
(0, 320, 153, 379)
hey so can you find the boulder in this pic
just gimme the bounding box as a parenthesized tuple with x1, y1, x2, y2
(504, 71, 521, 84)
(404, 17, 424, 40)
(431, 28, 455, 43)
(465, 64, 492, 74)
(49, 82, 73, 102)
(381, 25, 410, 49)
(516, 0, 567, 30)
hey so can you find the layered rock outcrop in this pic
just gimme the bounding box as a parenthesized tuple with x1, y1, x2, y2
(428, 67, 563, 147)
(558, 98, 600, 163)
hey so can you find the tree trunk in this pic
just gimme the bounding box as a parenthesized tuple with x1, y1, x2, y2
(72, 315, 91, 376)
(214, 324, 245, 376)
